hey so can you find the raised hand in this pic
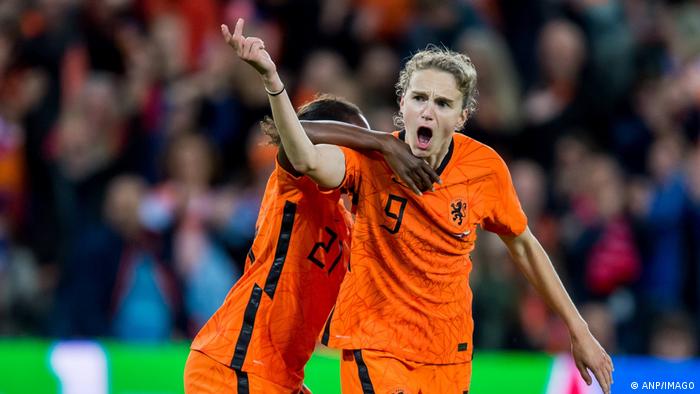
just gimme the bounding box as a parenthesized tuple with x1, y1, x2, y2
(221, 18, 276, 79)
(381, 137, 441, 195)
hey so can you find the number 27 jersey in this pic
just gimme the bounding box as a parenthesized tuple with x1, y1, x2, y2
(191, 161, 352, 388)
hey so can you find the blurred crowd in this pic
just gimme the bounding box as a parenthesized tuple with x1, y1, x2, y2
(0, 0, 699, 358)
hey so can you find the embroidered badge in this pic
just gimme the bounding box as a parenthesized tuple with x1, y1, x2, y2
(450, 198, 467, 226)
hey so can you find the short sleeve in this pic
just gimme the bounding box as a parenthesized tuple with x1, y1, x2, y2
(336, 146, 364, 194)
(481, 154, 527, 236)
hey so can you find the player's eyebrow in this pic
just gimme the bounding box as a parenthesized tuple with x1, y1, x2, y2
(410, 90, 457, 104)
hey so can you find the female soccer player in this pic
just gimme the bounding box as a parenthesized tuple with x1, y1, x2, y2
(222, 18, 614, 394)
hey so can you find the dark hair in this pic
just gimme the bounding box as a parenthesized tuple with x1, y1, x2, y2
(261, 93, 366, 145)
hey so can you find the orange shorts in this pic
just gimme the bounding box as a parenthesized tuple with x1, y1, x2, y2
(183, 350, 311, 394)
(340, 349, 471, 394)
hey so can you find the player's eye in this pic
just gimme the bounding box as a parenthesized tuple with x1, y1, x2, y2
(413, 95, 427, 102)
(436, 100, 450, 108)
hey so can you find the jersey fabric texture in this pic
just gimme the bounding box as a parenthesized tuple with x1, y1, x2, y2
(190, 160, 352, 389)
(323, 131, 527, 364)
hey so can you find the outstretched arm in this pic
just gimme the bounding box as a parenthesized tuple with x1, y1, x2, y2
(500, 227, 614, 394)
(221, 19, 345, 188)
(301, 120, 441, 194)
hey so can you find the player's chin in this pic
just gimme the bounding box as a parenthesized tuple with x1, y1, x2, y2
(410, 145, 432, 158)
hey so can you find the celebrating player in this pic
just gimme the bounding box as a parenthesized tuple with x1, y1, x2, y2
(221, 16, 614, 394)
(184, 38, 439, 394)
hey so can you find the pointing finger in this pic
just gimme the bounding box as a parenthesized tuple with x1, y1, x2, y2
(233, 18, 244, 38)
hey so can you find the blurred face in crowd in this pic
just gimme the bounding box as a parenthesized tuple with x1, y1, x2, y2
(151, 14, 187, 79)
(650, 314, 697, 360)
(587, 155, 625, 220)
(301, 51, 349, 92)
(81, 76, 119, 131)
(538, 20, 585, 84)
(168, 135, 214, 189)
(511, 160, 546, 218)
(649, 136, 683, 182)
(104, 176, 145, 238)
(56, 111, 109, 180)
(399, 68, 467, 164)
(357, 46, 399, 93)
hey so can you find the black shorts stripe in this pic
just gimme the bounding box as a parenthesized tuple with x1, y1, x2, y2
(264, 201, 297, 299)
(247, 248, 255, 264)
(235, 369, 249, 394)
(353, 350, 375, 394)
(230, 284, 263, 370)
(321, 307, 334, 346)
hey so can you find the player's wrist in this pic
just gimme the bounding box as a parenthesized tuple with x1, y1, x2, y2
(567, 318, 590, 340)
(377, 132, 397, 154)
(261, 72, 283, 93)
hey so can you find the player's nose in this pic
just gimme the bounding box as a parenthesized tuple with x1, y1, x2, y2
(420, 104, 435, 120)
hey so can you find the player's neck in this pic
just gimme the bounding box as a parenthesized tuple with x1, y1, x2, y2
(427, 139, 451, 170)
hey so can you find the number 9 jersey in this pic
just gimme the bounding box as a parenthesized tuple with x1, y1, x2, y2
(323, 132, 527, 365)
(190, 159, 352, 389)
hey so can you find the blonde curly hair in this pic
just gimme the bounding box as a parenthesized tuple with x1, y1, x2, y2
(394, 45, 478, 128)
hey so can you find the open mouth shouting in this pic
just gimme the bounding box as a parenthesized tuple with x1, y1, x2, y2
(416, 126, 433, 150)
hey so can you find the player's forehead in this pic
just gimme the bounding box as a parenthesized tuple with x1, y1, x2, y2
(406, 68, 462, 102)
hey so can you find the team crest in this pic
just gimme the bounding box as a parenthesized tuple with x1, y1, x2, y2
(450, 198, 468, 226)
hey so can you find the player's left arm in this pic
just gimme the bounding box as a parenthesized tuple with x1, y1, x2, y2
(499, 227, 614, 394)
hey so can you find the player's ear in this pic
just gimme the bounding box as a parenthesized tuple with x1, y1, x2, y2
(456, 107, 468, 130)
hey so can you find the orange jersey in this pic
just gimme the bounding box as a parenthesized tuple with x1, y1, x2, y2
(191, 160, 352, 388)
(323, 131, 527, 364)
